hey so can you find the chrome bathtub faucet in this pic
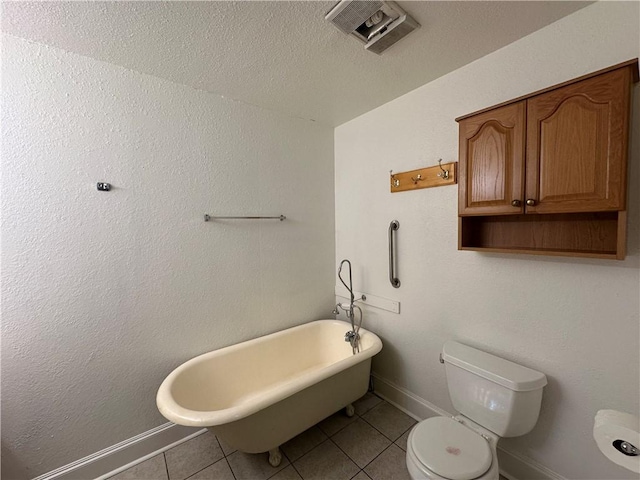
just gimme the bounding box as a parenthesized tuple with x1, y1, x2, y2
(344, 330, 358, 343)
(345, 330, 360, 352)
(337, 259, 363, 354)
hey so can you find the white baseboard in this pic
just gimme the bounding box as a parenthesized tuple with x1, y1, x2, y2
(371, 373, 567, 480)
(33, 423, 205, 480)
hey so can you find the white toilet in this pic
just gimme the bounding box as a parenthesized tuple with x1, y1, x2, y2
(406, 341, 547, 480)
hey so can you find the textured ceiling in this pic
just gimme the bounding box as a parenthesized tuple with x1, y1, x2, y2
(2, 1, 592, 126)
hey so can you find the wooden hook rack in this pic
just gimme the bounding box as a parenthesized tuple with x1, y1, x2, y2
(390, 159, 457, 193)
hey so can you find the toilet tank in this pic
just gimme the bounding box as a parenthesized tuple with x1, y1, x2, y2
(442, 341, 547, 437)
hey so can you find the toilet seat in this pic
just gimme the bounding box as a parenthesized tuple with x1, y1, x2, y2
(408, 417, 492, 480)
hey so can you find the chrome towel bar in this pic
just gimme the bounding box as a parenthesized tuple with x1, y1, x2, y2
(205, 214, 286, 222)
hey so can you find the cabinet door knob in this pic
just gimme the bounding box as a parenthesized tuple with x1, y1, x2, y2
(526, 199, 537, 206)
(511, 200, 522, 207)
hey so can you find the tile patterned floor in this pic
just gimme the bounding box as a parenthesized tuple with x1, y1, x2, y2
(109, 393, 417, 480)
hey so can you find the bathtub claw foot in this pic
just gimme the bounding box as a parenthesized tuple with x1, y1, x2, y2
(345, 403, 355, 417)
(268, 447, 282, 467)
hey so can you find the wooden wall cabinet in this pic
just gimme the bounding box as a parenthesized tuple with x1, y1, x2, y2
(458, 101, 525, 216)
(457, 60, 638, 260)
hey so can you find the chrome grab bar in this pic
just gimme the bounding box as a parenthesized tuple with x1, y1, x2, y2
(388, 220, 400, 288)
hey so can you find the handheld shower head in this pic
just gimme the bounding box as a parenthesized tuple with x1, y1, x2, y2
(338, 259, 354, 304)
(334, 260, 363, 354)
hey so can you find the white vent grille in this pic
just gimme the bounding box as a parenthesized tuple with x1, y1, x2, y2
(365, 14, 419, 54)
(325, 1, 420, 54)
(326, 1, 384, 34)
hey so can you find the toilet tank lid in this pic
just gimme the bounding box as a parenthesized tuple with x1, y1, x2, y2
(442, 341, 547, 392)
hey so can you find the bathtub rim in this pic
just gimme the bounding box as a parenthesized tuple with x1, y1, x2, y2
(156, 319, 382, 427)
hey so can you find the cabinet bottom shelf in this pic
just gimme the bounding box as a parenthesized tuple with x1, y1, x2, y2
(459, 211, 626, 260)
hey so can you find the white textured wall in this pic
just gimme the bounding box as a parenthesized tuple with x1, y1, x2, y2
(1, 35, 335, 478)
(335, 2, 639, 479)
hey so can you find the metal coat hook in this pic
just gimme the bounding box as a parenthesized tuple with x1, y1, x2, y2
(390, 170, 400, 188)
(437, 159, 449, 180)
(410, 173, 423, 184)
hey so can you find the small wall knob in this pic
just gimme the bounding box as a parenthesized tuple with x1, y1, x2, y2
(526, 199, 537, 206)
(511, 200, 522, 207)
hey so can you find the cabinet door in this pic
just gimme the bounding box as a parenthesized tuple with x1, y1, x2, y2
(526, 68, 631, 213)
(458, 101, 526, 216)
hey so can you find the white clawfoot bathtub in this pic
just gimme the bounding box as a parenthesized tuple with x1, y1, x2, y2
(156, 319, 382, 465)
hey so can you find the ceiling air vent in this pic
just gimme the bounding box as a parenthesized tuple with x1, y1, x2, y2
(325, 0, 420, 55)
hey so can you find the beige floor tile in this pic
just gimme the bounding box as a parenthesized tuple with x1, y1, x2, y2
(293, 440, 359, 480)
(270, 465, 303, 480)
(165, 432, 224, 480)
(364, 444, 410, 480)
(362, 402, 416, 441)
(353, 392, 383, 416)
(331, 419, 391, 468)
(226, 450, 289, 480)
(109, 398, 428, 480)
(281, 426, 328, 463)
(215, 436, 237, 456)
(317, 410, 358, 437)
(394, 429, 411, 452)
(187, 458, 234, 480)
(109, 454, 168, 480)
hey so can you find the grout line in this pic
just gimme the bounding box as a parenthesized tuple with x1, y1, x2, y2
(280, 444, 303, 477)
(327, 437, 360, 471)
(359, 400, 416, 443)
(337, 401, 416, 473)
(327, 417, 379, 470)
(288, 459, 304, 479)
(280, 443, 305, 478)
(333, 419, 393, 473)
(163, 452, 171, 480)
(289, 437, 333, 466)
(359, 442, 395, 473)
(213, 436, 226, 458)
(224, 456, 237, 480)
(393, 425, 412, 452)
(264, 453, 291, 480)
(183, 458, 221, 480)
(324, 404, 405, 472)
(317, 412, 360, 438)
(213, 435, 237, 480)
(171, 433, 222, 480)
(359, 414, 396, 442)
(281, 447, 293, 463)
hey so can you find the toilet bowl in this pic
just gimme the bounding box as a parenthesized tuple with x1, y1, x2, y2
(405, 341, 547, 480)
(406, 416, 499, 480)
